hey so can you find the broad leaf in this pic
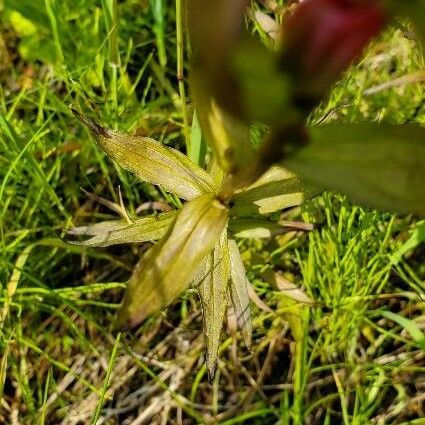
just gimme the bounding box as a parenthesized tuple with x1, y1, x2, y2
(195, 230, 230, 381)
(232, 39, 292, 125)
(68, 211, 177, 247)
(115, 194, 228, 329)
(232, 165, 317, 215)
(72, 109, 215, 200)
(285, 124, 425, 216)
(228, 239, 252, 348)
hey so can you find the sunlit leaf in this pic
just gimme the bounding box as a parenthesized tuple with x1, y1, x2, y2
(189, 109, 207, 167)
(195, 230, 230, 381)
(115, 194, 228, 329)
(68, 211, 177, 247)
(232, 165, 317, 215)
(285, 124, 425, 215)
(191, 89, 255, 186)
(228, 239, 252, 348)
(274, 273, 313, 305)
(229, 218, 289, 239)
(207, 157, 226, 190)
(391, 220, 425, 264)
(381, 310, 425, 349)
(247, 282, 273, 313)
(253, 10, 280, 41)
(278, 297, 309, 343)
(72, 109, 215, 200)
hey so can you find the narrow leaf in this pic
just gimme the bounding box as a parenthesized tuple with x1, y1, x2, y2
(228, 239, 252, 348)
(391, 220, 425, 264)
(229, 218, 290, 239)
(189, 109, 207, 167)
(115, 194, 228, 329)
(285, 124, 425, 215)
(274, 273, 313, 305)
(196, 230, 230, 380)
(68, 211, 177, 247)
(381, 310, 425, 349)
(247, 283, 273, 313)
(232, 166, 317, 216)
(72, 109, 215, 200)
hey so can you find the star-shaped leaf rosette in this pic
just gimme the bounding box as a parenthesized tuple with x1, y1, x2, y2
(69, 108, 314, 379)
(69, 0, 425, 379)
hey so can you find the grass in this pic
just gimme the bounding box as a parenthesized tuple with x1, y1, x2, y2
(0, 0, 425, 424)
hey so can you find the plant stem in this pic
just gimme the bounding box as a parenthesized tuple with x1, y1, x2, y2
(292, 308, 309, 425)
(102, 0, 119, 112)
(176, 0, 191, 153)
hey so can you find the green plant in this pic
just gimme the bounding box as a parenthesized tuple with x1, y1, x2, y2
(189, 0, 425, 214)
(68, 0, 425, 380)
(70, 108, 312, 378)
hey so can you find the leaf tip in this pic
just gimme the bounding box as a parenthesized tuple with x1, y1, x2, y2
(206, 361, 217, 384)
(70, 106, 111, 139)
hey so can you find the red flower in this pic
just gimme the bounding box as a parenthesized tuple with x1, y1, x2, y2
(283, 0, 388, 95)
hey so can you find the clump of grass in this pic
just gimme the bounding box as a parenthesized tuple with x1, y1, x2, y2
(300, 193, 397, 360)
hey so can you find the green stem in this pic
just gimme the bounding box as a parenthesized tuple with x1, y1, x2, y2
(102, 0, 119, 112)
(176, 0, 191, 153)
(292, 308, 310, 425)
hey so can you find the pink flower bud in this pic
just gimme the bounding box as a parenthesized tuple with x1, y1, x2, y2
(282, 0, 387, 97)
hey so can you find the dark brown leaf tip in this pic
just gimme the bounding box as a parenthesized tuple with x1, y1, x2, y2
(207, 363, 216, 384)
(70, 106, 111, 139)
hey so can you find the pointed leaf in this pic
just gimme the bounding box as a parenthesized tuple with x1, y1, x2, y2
(381, 310, 425, 350)
(232, 166, 317, 216)
(285, 124, 425, 215)
(72, 109, 215, 200)
(391, 220, 425, 264)
(115, 194, 228, 329)
(68, 211, 177, 247)
(196, 230, 230, 380)
(189, 109, 207, 167)
(228, 239, 252, 348)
